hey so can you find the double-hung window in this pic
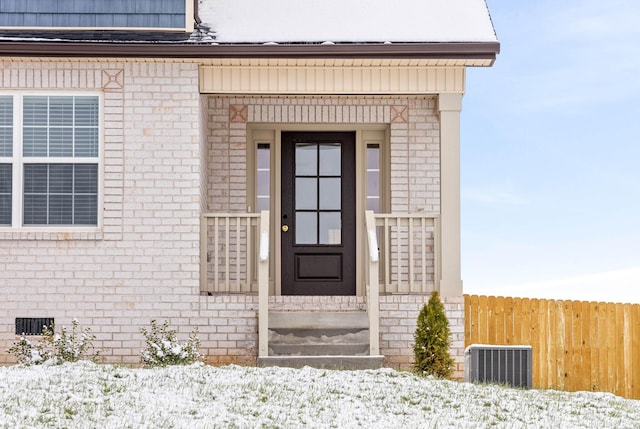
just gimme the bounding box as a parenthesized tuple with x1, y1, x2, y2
(0, 94, 100, 228)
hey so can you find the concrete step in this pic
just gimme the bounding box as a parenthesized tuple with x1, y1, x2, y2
(269, 343, 370, 356)
(257, 355, 384, 370)
(268, 311, 368, 331)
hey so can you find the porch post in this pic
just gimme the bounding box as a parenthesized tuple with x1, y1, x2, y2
(438, 93, 463, 297)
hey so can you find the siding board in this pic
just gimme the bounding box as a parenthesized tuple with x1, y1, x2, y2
(0, 0, 185, 29)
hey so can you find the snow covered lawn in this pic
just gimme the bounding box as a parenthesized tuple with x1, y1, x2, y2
(0, 362, 638, 428)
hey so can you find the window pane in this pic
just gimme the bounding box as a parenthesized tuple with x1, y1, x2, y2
(23, 195, 47, 225)
(74, 96, 99, 127)
(319, 143, 340, 176)
(295, 212, 317, 245)
(49, 128, 73, 157)
(257, 170, 270, 196)
(295, 143, 317, 176)
(48, 195, 73, 224)
(74, 195, 97, 225)
(74, 165, 98, 194)
(0, 128, 12, 157)
(0, 164, 11, 225)
(75, 128, 99, 157)
(256, 196, 270, 212)
(367, 144, 380, 170)
(319, 212, 341, 244)
(0, 96, 13, 157)
(366, 197, 380, 212)
(49, 164, 73, 193)
(257, 143, 270, 169)
(23, 164, 48, 193)
(23, 163, 98, 226)
(23, 127, 48, 157)
(295, 178, 317, 210)
(49, 96, 73, 126)
(23, 97, 48, 126)
(319, 178, 341, 210)
(0, 96, 12, 125)
(367, 171, 380, 196)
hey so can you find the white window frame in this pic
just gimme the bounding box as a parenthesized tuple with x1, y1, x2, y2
(0, 91, 103, 232)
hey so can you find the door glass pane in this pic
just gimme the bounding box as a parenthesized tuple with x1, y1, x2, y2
(296, 212, 317, 244)
(319, 143, 341, 175)
(319, 178, 341, 210)
(319, 212, 341, 244)
(295, 143, 317, 176)
(295, 178, 317, 210)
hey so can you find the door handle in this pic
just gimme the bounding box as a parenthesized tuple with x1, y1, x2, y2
(281, 225, 289, 232)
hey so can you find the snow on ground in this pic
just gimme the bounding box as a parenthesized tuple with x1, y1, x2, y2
(0, 362, 638, 428)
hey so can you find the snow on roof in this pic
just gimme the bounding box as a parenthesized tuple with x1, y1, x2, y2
(199, 0, 498, 44)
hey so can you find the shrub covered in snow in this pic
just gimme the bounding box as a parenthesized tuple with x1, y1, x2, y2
(7, 335, 52, 365)
(413, 291, 454, 378)
(140, 320, 202, 367)
(7, 319, 99, 365)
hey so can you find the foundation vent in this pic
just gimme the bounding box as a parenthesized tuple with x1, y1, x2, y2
(15, 318, 54, 336)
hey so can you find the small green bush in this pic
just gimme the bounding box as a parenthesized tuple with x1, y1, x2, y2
(140, 320, 202, 367)
(7, 319, 99, 365)
(413, 291, 454, 378)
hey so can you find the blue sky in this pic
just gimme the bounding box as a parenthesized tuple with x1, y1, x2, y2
(461, 0, 640, 303)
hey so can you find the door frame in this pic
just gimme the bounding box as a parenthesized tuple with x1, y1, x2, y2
(247, 123, 389, 296)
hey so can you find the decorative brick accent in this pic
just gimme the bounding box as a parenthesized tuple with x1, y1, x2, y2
(102, 69, 124, 90)
(391, 105, 408, 123)
(229, 104, 248, 123)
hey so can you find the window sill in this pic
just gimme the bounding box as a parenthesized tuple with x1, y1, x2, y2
(0, 228, 103, 241)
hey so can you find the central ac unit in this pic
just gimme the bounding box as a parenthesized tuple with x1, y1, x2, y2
(464, 345, 532, 389)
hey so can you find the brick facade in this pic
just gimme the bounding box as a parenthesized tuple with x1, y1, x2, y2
(0, 60, 464, 377)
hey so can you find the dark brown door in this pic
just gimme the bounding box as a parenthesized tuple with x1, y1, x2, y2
(281, 132, 356, 295)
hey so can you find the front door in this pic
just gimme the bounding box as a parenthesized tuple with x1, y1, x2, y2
(281, 132, 356, 295)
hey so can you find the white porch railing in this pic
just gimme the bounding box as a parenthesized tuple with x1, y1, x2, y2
(200, 212, 269, 294)
(365, 210, 380, 356)
(369, 212, 441, 294)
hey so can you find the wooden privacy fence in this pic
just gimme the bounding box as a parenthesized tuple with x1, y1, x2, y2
(464, 295, 640, 399)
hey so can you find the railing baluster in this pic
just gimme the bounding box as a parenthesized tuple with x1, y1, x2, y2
(384, 217, 390, 292)
(420, 217, 427, 293)
(235, 216, 241, 293)
(213, 216, 219, 292)
(409, 216, 414, 293)
(246, 217, 252, 293)
(224, 217, 230, 292)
